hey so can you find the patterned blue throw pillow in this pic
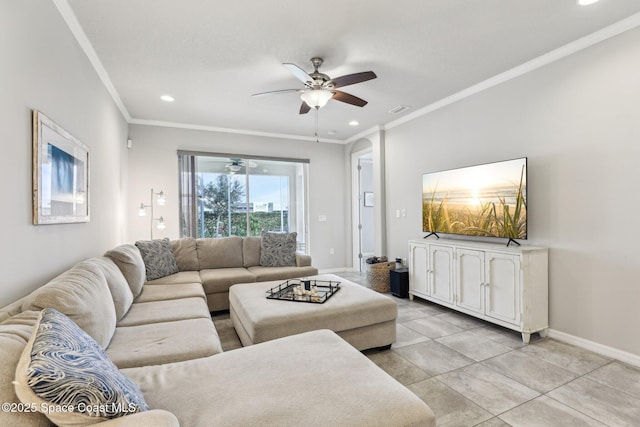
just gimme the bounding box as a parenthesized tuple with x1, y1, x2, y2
(14, 308, 149, 425)
(260, 232, 297, 267)
(135, 237, 179, 281)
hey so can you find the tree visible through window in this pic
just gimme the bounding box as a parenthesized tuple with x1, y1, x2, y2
(200, 174, 245, 237)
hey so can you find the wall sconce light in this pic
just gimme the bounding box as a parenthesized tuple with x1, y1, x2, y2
(138, 188, 166, 239)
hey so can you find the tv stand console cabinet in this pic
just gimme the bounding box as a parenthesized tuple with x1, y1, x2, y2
(408, 239, 548, 344)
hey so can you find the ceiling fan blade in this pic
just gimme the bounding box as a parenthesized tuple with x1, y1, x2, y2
(283, 63, 313, 84)
(252, 88, 302, 97)
(299, 102, 311, 114)
(331, 90, 368, 107)
(330, 71, 377, 88)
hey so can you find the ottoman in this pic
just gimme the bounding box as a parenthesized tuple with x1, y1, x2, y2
(229, 274, 397, 351)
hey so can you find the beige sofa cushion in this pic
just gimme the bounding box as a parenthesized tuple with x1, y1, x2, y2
(121, 330, 435, 427)
(93, 257, 134, 321)
(92, 410, 179, 426)
(247, 265, 318, 282)
(197, 237, 243, 269)
(117, 297, 211, 327)
(171, 237, 200, 271)
(0, 311, 51, 427)
(242, 236, 261, 267)
(146, 271, 201, 285)
(107, 318, 222, 369)
(22, 260, 117, 349)
(105, 244, 146, 297)
(0, 298, 26, 324)
(199, 268, 256, 294)
(135, 282, 206, 303)
(296, 253, 313, 267)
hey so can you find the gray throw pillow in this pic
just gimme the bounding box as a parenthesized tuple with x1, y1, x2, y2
(260, 232, 297, 267)
(135, 238, 179, 281)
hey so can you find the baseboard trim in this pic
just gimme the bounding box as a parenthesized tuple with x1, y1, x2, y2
(317, 267, 350, 274)
(547, 329, 640, 367)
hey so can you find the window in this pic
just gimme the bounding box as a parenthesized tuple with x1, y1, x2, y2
(178, 152, 309, 252)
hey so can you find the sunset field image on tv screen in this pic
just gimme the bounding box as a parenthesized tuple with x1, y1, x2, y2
(422, 157, 527, 240)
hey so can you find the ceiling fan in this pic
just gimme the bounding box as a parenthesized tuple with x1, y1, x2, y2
(225, 158, 257, 173)
(252, 57, 377, 114)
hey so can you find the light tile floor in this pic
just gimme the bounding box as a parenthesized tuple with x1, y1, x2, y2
(213, 272, 640, 427)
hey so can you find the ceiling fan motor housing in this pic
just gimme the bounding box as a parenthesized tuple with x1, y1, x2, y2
(252, 56, 376, 114)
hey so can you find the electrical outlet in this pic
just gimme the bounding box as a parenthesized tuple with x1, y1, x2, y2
(329, 248, 334, 255)
(402, 258, 407, 266)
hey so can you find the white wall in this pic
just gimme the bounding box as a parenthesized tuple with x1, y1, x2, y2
(126, 124, 347, 270)
(0, 2, 129, 306)
(384, 27, 640, 355)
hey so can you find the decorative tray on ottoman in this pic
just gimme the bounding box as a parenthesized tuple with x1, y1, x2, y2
(266, 279, 341, 304)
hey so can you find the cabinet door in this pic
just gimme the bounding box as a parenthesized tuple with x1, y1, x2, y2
(485, 252, 521, 325)
(456, 248, 484, 313)
(429, 245, 454, 304)
(409, 242, 429, 297)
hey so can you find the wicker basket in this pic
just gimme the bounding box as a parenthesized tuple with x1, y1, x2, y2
(365, 261, 395, 293)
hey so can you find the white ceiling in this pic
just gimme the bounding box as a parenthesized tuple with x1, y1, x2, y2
(64, 0, 640, 142)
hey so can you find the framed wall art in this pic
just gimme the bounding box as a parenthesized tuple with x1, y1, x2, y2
(33, 110, 89, 224)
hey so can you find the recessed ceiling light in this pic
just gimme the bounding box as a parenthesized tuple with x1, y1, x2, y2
(160, 95, 175, 102)
(577, 0, 599, 5)
(327, 130, 337, 135)
(348, 120, 359, 126)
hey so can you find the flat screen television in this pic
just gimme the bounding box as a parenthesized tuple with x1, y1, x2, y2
(422, 157, 527, 243)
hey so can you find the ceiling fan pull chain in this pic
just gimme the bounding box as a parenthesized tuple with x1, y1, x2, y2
(315, 108, 319, 143)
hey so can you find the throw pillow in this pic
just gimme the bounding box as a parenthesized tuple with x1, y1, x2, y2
(14, 308, 149, 426)
(260, 232, 297, 267)
(135, 238, 179, 281)
(0, 311, 50, 427)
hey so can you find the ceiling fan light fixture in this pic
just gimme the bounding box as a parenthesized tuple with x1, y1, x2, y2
(228, 164, 242, 172)
(300, 89, 333, 109)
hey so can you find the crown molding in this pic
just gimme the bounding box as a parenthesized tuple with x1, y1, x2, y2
(57, 1, 640, 143)
(129, 119, 343, 144)
(384, 12, 640, 132)
(54, 0, 131, 122)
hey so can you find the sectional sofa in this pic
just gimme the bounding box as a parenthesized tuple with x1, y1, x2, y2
(150, 236, 320, 311)
(0, 236, 436, 426)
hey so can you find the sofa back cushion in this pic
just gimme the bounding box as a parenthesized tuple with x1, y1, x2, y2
(0, 298, 27, 324)
(21, 260, 117, 349)
(0, 311, 52, 427)
(243, 236, 262, 267)
(171, 237, 200, 271)
(197, 237, 244, 269)
(92, 257, 134, 321)
(105, 244, 146, 297)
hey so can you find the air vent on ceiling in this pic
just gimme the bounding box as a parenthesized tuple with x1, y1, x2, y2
(389, 105, 412, 114)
